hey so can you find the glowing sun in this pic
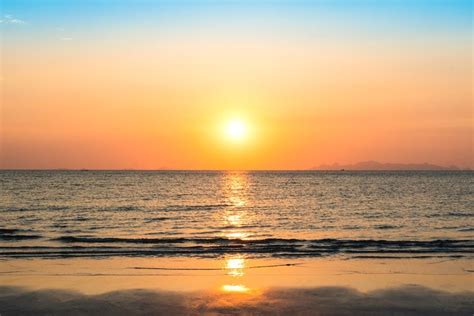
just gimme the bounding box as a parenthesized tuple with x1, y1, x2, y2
(226, 119, 247, 141)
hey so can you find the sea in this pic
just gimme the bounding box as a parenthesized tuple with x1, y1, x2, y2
(0, 170, 472, 259)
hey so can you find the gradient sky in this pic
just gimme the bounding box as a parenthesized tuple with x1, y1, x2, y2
(1, 0, 472, 169)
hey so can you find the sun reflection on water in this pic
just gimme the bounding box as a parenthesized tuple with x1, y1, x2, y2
(225, 256, 245, 277)
(221, 255, 250, 292)
(225, 232, 250, 240)
(222, 172, 252, 240)
(219, 173, 253, 293)
(221, 284, 250, 293)
(225, 214, 242, 226)
(226, 172, 248, 208)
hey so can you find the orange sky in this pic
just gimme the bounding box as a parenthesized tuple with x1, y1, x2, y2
(1, 1, 472, 169)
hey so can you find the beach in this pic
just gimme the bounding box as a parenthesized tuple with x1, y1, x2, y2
(1, 256, 473, 314)
(0, 170, 473, 314)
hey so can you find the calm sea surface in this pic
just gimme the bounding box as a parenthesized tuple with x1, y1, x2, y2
(0, 171, 472, 259)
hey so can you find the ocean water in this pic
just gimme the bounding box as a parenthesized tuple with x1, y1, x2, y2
(0, 170, 472, 259)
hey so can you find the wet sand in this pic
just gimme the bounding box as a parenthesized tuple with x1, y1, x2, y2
(0, 257, 472, 315)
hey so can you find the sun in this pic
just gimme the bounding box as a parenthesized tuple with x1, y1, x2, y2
(226, 119, 247, 141)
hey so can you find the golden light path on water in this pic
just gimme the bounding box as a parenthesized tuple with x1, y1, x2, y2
(221, 284, 250, 293)
(222, 172, 250, 241)
(227, 172, 248, 208)
(225, 256, 245, 277)
(221, 255, 249, 293)
(221, 172, 251, 293)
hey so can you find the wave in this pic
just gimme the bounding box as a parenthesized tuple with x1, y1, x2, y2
(144, 217, 171, 223)
(51, 236, 474, 247)
(428, 212, 473, 218)
(0, 229, 22, 234)
(161, 204, 233, 212)
(0, 203, 234, 213)
(0, 228, 42, 241)
(0, 235, 42, 241)
(374, 224, 399, 230)
(0, 237, 471, 258)
(458, 227, 474, 232)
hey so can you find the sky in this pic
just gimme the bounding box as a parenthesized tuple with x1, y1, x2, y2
(0, 0, 472, 170)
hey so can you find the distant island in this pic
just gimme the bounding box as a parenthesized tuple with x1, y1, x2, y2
(313, 161, 468, 171)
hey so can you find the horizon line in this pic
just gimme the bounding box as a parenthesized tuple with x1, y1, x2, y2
(0, 168, 471, 172)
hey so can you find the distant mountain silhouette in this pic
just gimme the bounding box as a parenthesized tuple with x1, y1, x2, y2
(314, 161, 464, 171)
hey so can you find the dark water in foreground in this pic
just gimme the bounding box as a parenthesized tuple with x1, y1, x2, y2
(0, 170, 472, 259)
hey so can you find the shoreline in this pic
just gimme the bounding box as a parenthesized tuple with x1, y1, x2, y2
(1, 256, 472, 315)
(1, 256, 472, 294)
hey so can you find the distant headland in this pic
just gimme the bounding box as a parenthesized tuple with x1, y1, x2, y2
(313, 161, 469, 171)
